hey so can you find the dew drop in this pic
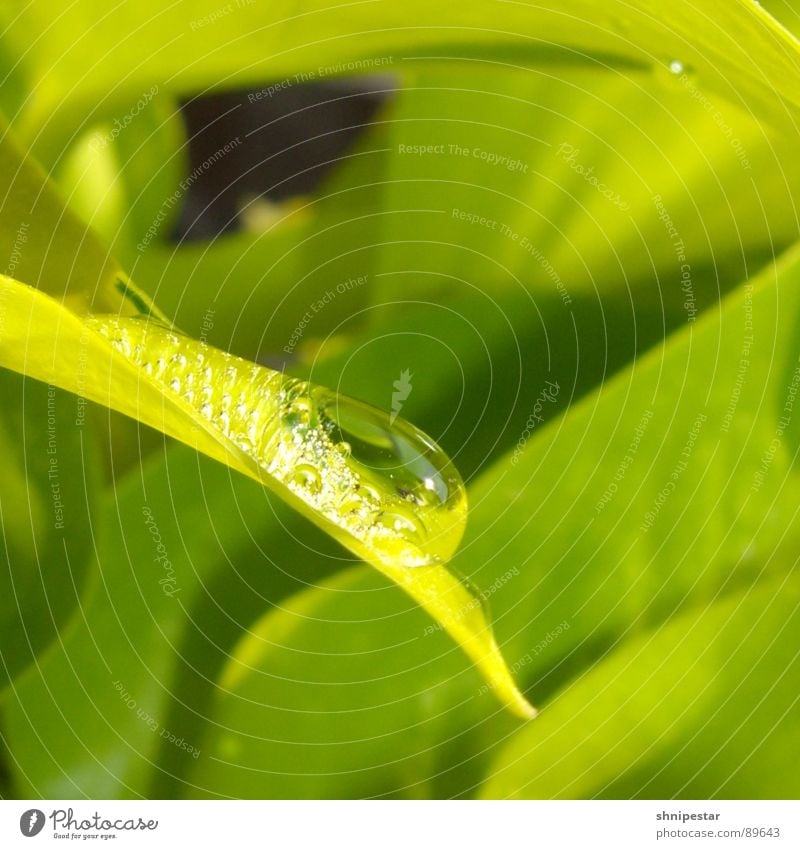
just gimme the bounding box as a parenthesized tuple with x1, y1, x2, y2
(86, 314, 468, 569)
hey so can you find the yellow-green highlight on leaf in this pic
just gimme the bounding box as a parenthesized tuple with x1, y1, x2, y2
(0, 275, 533, 719)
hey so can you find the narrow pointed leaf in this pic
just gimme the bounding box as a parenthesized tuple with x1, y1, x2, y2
(0, 120, 532, 718)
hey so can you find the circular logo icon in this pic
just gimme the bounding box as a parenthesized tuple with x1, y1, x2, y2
(19, 809, 45, 837)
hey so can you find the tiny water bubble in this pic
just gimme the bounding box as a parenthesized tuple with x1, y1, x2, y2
(86, 314, 468, 569)
(289, 463, 323, 495)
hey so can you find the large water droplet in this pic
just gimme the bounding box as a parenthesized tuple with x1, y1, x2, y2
(87, 315, 468, 568)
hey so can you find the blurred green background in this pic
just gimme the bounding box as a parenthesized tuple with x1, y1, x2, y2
(1, 0, 800, 799)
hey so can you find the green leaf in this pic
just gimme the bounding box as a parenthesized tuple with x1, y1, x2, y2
(0, 372, 99, 690)
(182, 243, 800, 798)
(3, 0, 800, 801)
(0, 120, 532, 717)
(289, 238, 800, 725)
(55, 93, 188, 259)
(188, 566, 521, 799)
(0, 444, 341, 797)
(7, 1, 800, 151)
(369, 63, 799, 308)
(432, 241, 800, 712)
(0, 117, 127, 309)
(480, 578, 800, 798)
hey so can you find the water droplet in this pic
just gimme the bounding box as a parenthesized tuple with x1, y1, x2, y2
(85, 315, 468, 569)
(377, 505, 425, 541)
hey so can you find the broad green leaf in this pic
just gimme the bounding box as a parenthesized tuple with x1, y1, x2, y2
(434, 240, 800, 711)
(480, 579, 800, 798)
(370, 64, 800, 307)
(184, 244, 800, 799)
(3, 0, 800, 801)
(188, 566, 521, 799)
(0, 120, 532, 717)
(0, 443, 344, 797)
(297, 239, 800, 729)
(6, 0, 800, 154)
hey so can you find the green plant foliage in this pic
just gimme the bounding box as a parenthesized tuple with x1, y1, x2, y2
(1, 444, 345, 797)
(0, 116, 533, 717)
(480, 578, 800, 799)
(2, 0, 800, 803)
(174, 244, 800, 799)
(7, 0, 800, 150)
(189, 566, 522, 799)
(443, 244, 800, 708)
(369, 63, 800, 307)
(0, 372, 100, 690)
